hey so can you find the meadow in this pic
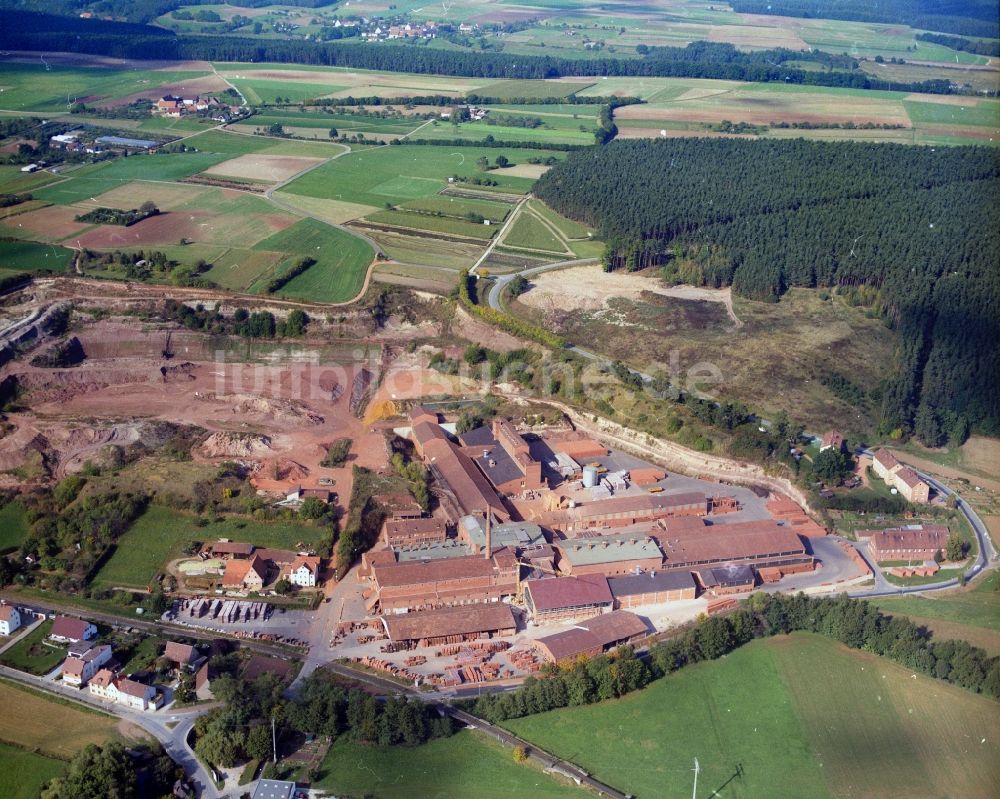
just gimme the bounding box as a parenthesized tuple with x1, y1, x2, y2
(315, 729, 588, 799)
(0, 63, 213, 112)
(0, 742, 65, 799)
(505, 633, 1000, 799)
(0, 501, 29, 551)
(0, 679, 118, 759)
(0, 239, 72, 273)
(0, 621, 66, 676)
(366, 208, 496, 240)
(91, 504, 331, 590)
(281, 144, 553, 207)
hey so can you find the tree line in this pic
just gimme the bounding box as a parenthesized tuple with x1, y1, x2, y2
(465, 592, 1000, 724)
(0, 11, 985, 97)
(533, 138, 1000, 441)
(916, 32, 1000, 58)
(729, 0, 1000, 38)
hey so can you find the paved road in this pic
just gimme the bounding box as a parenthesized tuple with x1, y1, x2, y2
(848, 459, 996, 599)
(4, 595, 305, 662)
(0, 661, 221, 798)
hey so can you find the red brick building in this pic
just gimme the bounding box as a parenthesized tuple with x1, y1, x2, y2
(380, 603, 517, 647)
(607, 570, 698, 608)
(534, 610, 648, 663)
(865, 524, 949, 562)
(382, 517, 448, 548)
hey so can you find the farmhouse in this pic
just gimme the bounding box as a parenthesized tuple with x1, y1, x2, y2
(61, 644, 112, 687)
(544, 491, 708, 534)
(864, 524, 949, 562)
(894, 467, 930, 503)
(524, 575, 614, 623)
(222, 555, 268, 591)
(111, 676, 161, 711)
(381, 603, 517, 647)
(534, 610, 648, 663)
(49, 616, 97, 644)
(164, 641, 197, 669)
(870, 449, 931, 503)
(368, 549, 519, 612)
(210, 541, 255, 559)
(607, 570, 698, 608)
(819, 431, 846, 452)
(872, 448, 902, 480)
(383, 517, 448, 548)
(0, 605, 21, 636)
(554, 534, 664, 577)
(282, 555, 321, 587)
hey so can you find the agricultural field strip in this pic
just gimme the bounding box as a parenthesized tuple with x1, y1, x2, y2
(499, 202, 574, 256)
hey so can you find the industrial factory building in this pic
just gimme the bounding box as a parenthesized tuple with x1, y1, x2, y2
(554, 534, 664, 577)
(534, 610, 649, 664)
(607, 570, 698, 608)
(524, 575, 615, 623)
(381, 603, 517, 647)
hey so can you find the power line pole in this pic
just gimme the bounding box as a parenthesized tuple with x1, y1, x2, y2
(272, 715, 277, 764)
(692, 757, 700, 799)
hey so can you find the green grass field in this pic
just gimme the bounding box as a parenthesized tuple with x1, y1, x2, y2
(282, 144, 558, 207)
(0, 621, 66, 676)
(419, 120, 594, 145)
(0, 501, 29, 551)
(476, 79, 595, 98)
(366, 209, 495, 240)
(400, 194, 511, 220)
(91, 504, 332, 590)
(251, 218, 374, 302)
(502, 210, 568, 253)
(34, 153, 231, 205)
(0, 64, 211, 112)
(528, 199, 594, 240)
(505, 633, 1000, 799)
(873, 571, 1000, 632)
(0, 742, 65, 799)
(0, 239, 73, 272)
(315, 730, 587, 798)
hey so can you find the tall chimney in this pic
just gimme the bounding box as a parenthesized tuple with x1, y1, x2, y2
(485, 512, 492, 559)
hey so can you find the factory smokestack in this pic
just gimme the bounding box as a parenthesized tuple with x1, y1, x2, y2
(485, 512, 492, 559)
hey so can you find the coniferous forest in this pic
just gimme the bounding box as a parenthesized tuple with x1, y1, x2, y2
(534, 138, 1000, 442)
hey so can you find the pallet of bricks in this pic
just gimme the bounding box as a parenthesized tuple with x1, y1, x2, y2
(508, 648, 542, 673)
(356, 656, 420, 684)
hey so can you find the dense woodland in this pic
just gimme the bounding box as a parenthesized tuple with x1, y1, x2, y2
(534, 138, 1000, 441)
(0, 11, 972, 96)
(730, 0, 1000, 38)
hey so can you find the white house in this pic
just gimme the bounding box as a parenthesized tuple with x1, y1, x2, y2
(50, 616, 97, 643)
(61, 644, 113, 687)
(0, 605, 21, 636)
(113, 677, 160, 711)
(284, 556, 321, 588)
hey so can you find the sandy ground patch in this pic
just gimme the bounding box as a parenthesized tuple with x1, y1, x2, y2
(0, 203, 94, 242)
(271, 192, 378, 224)
(959, 436, 1000, 474)
(495, 163, 551, 179)
(905, 93, 981, 106)
(519, 263, 740, 325)
(80, 181, 210, 212)
(105, 74, 229, 108)
(204, 154, 324, 183)
(74, 208, 294, 249)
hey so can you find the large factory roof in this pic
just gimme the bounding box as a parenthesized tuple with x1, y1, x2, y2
(459, 516, 546, 552)
(422, 437, 507, 519)
(525, 575, 613, 611)
(556, 534, 663, 566)
(659, 520, 805, 568)
(571, 491, 707, 520)
(382, 603, 516, 643)
(372, 551, 505, 588)
(394, 540, 474, 562)
(607, 569, 697, 598)
(534, 610, 648, 661)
